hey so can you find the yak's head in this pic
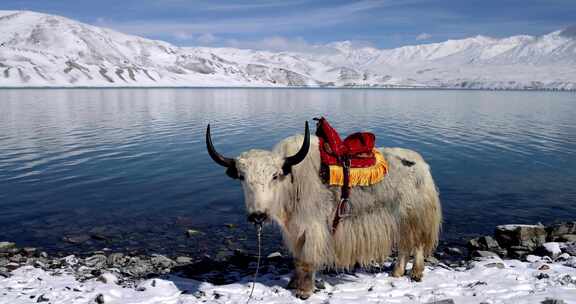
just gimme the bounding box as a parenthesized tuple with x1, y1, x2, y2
(206, 122, 310, 225)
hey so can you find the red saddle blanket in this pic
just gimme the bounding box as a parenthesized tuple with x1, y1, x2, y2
(315, 117, 376, 168)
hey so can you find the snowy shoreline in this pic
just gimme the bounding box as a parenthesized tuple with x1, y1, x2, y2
(1, 222, 576, 303)
(0, 85, 575, 92)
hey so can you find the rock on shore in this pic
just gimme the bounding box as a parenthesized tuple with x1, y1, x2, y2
(468, 222, 576, 261)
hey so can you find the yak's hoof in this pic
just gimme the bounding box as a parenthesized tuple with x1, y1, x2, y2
(391, 268, 405, 278)
(410, 272, 423, 282)
(295, 289, 313, 300)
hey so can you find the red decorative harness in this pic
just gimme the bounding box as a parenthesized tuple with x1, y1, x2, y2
(314, 117, 377, 234)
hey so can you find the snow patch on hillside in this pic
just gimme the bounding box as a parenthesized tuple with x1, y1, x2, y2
(1, 10, 575, 90)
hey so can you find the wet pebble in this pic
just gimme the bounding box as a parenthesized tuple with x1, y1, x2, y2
(63, 255, 79, 266)
(267, 252, 282, 259)
(63, 234, 91, 244)
(556, 253, 571, 262)
(151, 254, 176, 269)
(536, 272, 550, 280)
(472, 250, 500, 260)
(123, 257, 154, 278)
(426, 256, 440, 265)
(21, 247, 38, 256)
(176, 256, 192, 264)
(85, 255, 107, 268)
(6, 262, 21, 271)
(186, 229, 201, 237)
(107, 253, 126, 267)
(9, 254, 24, 263)
(563, 242, 576, 256)
(37, 294, 50, 302)
(97, 272, 119, 284)
(445, 247, 464, 256)
(0, 242, 16, 252)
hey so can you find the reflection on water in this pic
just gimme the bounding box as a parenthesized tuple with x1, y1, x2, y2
(0, 88, 575, 254)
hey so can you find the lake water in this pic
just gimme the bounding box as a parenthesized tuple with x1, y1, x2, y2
(0, 88, 575, 256)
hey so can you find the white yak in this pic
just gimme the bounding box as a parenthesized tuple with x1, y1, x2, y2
(206, 121, 442, 299)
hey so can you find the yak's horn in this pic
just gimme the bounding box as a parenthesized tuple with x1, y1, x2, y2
(282, 121, 310, 175)
(206, 124, 235, 168)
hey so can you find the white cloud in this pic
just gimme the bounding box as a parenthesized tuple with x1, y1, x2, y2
(98, 0, 395, 36)
(173, 31, 193, 40)
(193, 0, 311, 11)
(221, 36, 375, 54)
(224, 36, 322, 53)
(196, 33, 218, 44)
(170, 32, 219, 45)
(416, 33, 432, 40)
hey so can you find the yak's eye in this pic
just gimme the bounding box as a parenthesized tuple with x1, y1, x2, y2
(272, 173, 279, 180)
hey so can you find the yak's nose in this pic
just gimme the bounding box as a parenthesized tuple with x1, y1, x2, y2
(247, 212, 268, 225)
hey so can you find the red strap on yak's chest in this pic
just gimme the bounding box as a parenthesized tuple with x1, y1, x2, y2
(316, 118, 376, 168)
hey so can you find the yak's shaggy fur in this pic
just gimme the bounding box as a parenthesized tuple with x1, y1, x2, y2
(234, 134, 442, 298)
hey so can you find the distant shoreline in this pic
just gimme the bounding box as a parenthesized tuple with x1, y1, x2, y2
(0, 86, 575, 92)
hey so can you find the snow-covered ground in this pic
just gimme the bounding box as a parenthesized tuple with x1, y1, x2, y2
(1, 10, 575, 90)
(2, 256, 575, 304)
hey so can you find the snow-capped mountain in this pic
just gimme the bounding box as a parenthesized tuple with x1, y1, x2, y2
(1, 10, 575, 90)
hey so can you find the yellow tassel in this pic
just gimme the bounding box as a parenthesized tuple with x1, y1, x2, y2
(327, 149, 388, 186)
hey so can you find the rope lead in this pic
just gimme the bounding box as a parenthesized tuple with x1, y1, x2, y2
(246, 224, 262, 304)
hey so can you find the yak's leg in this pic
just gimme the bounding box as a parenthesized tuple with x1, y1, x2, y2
(410, 246, 425, 282)
(286, 230, 317, 298)
(391, 251, 408, 277)
(291, 259, 316, 299)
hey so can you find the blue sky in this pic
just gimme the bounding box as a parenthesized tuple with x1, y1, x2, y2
(3, 0, 575, 50)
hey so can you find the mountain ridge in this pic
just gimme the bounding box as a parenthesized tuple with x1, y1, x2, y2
(1, 10, 575, 90)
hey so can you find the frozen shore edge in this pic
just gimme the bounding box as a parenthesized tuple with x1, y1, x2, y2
(1, 221, 576, 304)
(0, 85, 575, 92)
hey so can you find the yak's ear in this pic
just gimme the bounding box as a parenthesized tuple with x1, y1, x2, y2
(226, 166, 239, 179)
